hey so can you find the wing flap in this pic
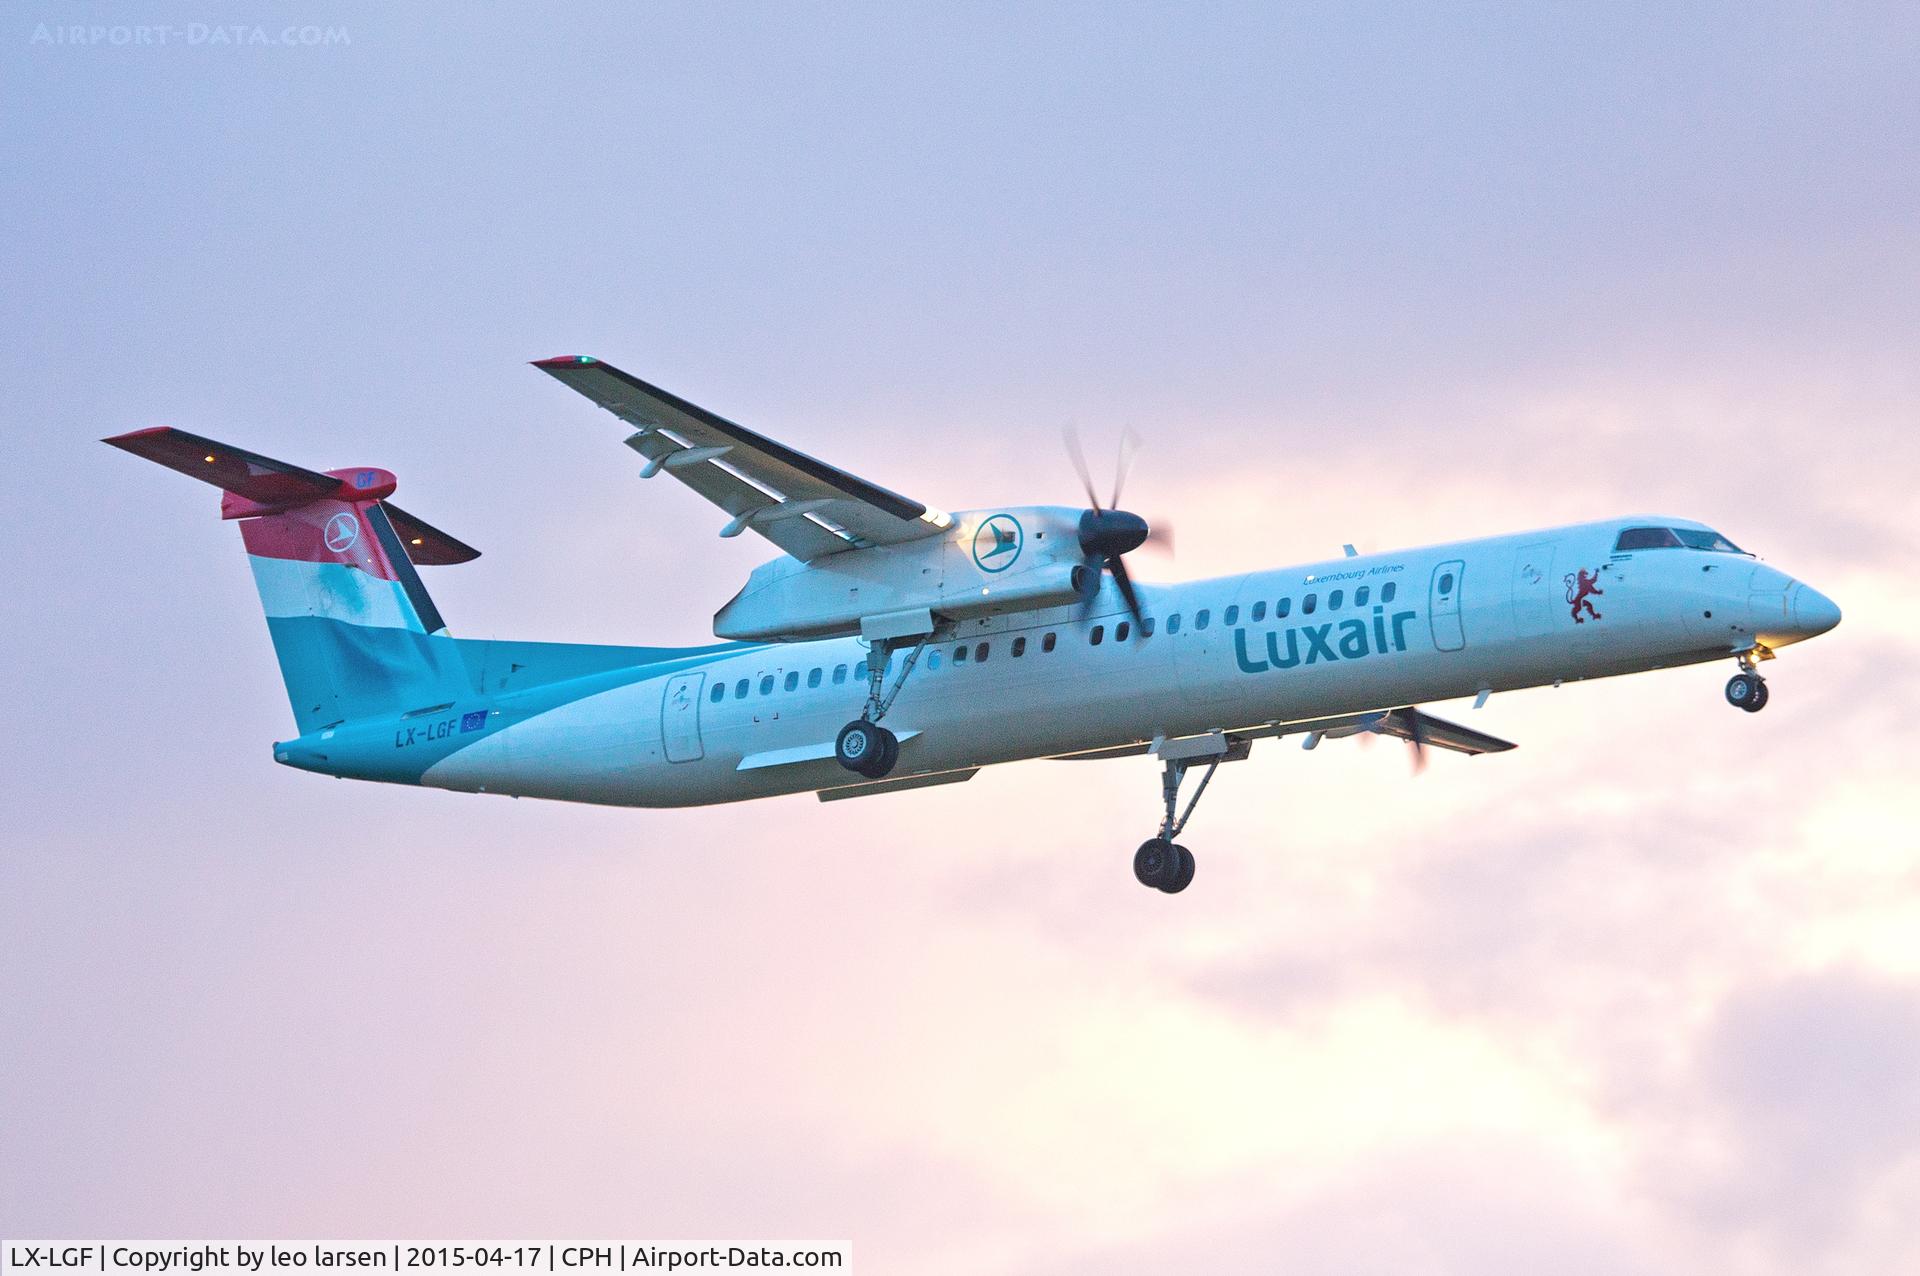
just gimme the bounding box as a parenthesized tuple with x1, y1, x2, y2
(534, 355, 949, 559)
(1372, 707, 1518, 755)
(621, 430, 847, 561)
(818, 767, 979, 801)
(1266, 707, 1517, 755)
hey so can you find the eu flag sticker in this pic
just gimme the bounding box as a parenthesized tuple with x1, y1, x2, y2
(460, 710, 488, 733)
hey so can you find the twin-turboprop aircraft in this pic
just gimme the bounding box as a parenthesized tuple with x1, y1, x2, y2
(108, 356, 1842, 893)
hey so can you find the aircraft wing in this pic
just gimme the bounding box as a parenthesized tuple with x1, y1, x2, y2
(1045, 707, 1515, 763)
(533, 356, 950, 561)
(1279, 706, 1518, 755)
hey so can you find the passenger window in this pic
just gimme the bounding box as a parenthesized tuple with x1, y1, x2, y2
(709, 683, 725, 703)
(854, 661, 867, 681)
(759, 675, 774, 696)
(1615, 526, 1684, 551)
(1224, 605, 1239, 625)
(1251, 601, 1266, 621)
(1303, 594, 1317, 615)
(1196, 609, 1210, 630)
(1276, 597, 1291, 618)
(1382, 583, 1396, 604)
(1355, 586, 1370, 606)
(1329, 589, 1343, 610)
(1439, 572, 1455, 593)
(953, 643, 968, 664)
(1090, 624, 1105, 646)
(735, 678, 749, 699)
(1168, 613, 1182, 634)
(1042, 631, 1057, 652)
(1140, 617, 1156, 637)
(975, 642, 990, 663)
(1012, 636, 1027, 657)
(927, 651, 941, 671)
(807, 668, 822, 688)
(832, 664, 848, 685)
(1115, 620, 1130, 642)
(784, 671, 799, 692)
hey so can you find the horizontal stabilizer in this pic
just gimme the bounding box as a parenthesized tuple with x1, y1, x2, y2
(105, 425, 338, 506)
(381, 503, 481, 566)
(104, 426, 479, 565)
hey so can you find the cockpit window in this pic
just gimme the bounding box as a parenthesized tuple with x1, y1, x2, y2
(1615, 527, 1683, 551)
(1672, 528, 1745, 554)
(1614, 526, 1746, 554)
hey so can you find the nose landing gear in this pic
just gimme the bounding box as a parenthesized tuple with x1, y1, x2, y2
(1726, 672, 1769, 712)
(1725, 649, 1770, 713)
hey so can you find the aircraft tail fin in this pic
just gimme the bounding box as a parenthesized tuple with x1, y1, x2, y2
(104, 427, 480, 732)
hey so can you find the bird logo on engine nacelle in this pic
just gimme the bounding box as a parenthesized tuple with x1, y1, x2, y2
(972, 514, 1023, 574)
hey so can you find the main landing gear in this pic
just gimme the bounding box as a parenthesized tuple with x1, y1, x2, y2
(1725, 649, 1771, 714)
(1133, 739, 1239, 894)
(834, 635, 930, 779)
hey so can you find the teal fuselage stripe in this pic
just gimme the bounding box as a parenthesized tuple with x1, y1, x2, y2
(263, 614, 759, 751)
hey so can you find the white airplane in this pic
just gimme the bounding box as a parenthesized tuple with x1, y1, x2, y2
(107, 355, 1842, 893)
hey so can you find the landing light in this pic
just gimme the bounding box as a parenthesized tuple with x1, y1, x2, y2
(204, 454, 216, 463)
(410, 537, 424, 546)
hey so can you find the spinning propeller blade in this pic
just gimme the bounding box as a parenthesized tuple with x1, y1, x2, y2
(1064, 424, 1103, 512)
(1108, 554, 1143, 626)
(1063, 427, 1159, 629)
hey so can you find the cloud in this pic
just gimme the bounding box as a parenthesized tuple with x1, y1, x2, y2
(1658, 970, 1920, 1253)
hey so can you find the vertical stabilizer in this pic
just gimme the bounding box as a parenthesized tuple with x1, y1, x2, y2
(104, 427, 480, 731)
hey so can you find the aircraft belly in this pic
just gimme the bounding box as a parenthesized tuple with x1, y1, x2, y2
(422, 678, 673, 805)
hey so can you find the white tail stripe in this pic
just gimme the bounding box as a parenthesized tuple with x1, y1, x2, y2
(248, 555, 425, 632)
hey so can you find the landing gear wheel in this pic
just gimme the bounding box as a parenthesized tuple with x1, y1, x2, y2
(1133, 838, 1184, 892)
(1726, 673, 1768, 713)
(1164, 846, 1196, 894)
(835, 720, 899, 778)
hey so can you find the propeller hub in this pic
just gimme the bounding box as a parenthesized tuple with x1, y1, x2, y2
(1078, 509, 1149, 559)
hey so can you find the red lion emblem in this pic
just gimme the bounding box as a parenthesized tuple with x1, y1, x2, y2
(1565, 567, 1604, 623)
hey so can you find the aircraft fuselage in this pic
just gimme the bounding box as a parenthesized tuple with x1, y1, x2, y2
(274, 516, 1839, 807)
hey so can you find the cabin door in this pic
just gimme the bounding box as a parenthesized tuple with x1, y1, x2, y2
(1429, 560, 1466, 652)
(661, 672, 706, 763)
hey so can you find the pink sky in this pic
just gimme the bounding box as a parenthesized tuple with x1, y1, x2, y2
(5, 5, 1919, 1271)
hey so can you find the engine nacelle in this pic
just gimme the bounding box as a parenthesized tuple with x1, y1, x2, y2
(713, 505, 1090, 642)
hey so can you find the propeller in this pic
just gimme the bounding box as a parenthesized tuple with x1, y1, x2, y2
(1358, 708, 1429, 775)
(1401, 709, 1429, 775)
(1064, 426, 1172, 627)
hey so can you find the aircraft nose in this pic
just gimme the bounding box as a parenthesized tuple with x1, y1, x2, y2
(1790, 583, 1842, 638)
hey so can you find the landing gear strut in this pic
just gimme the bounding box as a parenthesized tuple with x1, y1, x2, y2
(1134, 753, 1218, 894)
(834, 635, 930, 779)
(1726, 650, 1770, 713)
